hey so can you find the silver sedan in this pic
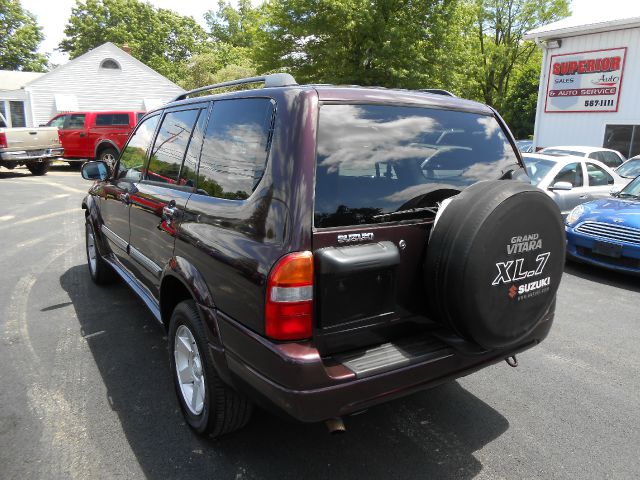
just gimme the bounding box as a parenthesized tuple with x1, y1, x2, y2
(522, 153, 628, 217)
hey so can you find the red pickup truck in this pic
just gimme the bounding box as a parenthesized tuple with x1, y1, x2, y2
(46, 111, 144, 166)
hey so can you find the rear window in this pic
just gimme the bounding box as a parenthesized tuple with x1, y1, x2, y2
(542, 148, 584, 157)
(314, 104, 519, 228)
(95, 113, 130, 126)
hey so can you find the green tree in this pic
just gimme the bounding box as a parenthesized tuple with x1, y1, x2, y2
(255, 0, 465, 88)
(59, 0, 209, 83)
(180, 44, 256, 90)
(205, 0, 265, 49)
(470, 0, 569, 110)
(0, 0, 48, 71)
(501, 49, 542, 138)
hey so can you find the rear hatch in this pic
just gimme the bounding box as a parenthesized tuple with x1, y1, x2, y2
(312, 101, 521, 354)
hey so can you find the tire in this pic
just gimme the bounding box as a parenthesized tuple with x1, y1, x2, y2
(169, 300, 252, 437)
(98, 147, 118, 169)
(425, 180, 565, 350)
(26, 160, 51, 176)
(85, 220, 116, 284)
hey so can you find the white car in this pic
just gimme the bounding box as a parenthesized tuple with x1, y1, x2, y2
(522, 153, 628, 217)
(540, 145, 625, 168)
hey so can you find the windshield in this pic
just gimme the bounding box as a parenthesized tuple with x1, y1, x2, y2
(542, 148, 584, 157)
(616, 158, 640, 179)
(314, 104, 519, 227)
(522, 156, 555, 185)
(618, 175, 640, 198)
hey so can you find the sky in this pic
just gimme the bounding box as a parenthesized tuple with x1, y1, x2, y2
(20, 0, 640, 66)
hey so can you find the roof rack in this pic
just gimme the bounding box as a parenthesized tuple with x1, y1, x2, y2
(418, 89, 456, 97)
(173, 73, 298, 102)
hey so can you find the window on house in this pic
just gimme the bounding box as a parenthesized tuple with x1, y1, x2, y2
(9, 101, 26, 128)
(100, 59, 121, 70)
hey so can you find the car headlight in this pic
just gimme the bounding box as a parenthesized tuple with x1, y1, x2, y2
(566, 204, 585, 226)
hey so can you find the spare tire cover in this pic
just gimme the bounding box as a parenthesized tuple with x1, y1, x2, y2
(425, 180, 565, 350)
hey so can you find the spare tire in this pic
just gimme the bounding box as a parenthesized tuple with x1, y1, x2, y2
(425, 180, 565, 350)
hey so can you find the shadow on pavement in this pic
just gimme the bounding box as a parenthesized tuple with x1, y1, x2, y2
(60, 264, 508, 479)
(564, 259, 640, 293)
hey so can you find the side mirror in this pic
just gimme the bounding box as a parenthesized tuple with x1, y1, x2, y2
(81, 161, 109, 181)
(549, 181, 573, 191)
(610, 185, 622, 196)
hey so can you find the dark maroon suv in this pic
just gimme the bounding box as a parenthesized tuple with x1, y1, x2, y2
(80, 73, 565, 437)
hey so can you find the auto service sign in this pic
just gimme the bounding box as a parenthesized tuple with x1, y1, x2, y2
(544, 47, 626, 113)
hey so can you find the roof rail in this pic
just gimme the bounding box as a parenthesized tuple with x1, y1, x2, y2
(173, 73, 298, 102)
(418, 89, 456, 97)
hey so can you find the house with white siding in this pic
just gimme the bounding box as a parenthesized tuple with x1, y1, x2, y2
(525, 15, 640, 157)
(0, 42, 184, 128)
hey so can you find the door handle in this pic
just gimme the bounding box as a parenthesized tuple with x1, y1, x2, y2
(79, 133, 86, 137)
(119, 192, 130, 205)
(29, 131, 38, 135)
(579, 194, 589, 199)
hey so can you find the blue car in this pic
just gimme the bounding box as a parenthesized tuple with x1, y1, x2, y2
(565, 174, 640, 274)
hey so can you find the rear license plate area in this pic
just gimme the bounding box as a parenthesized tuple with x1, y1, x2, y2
(315, 241, 400, 330)
(592, 241, 622, 258)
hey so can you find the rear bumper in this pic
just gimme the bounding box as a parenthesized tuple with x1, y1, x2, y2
(0, 147, 64, 162)
(214, 309, 554, 423)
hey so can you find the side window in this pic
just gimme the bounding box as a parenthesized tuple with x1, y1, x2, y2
(96, 114, 130, 126)
(136, 112, 145, 124)
(553, 162, 583, 187)
(64, 114, 86, 129)
(586, 162, 614, 186)
(47, 115, 67, 128)
(117, 115, 160, 182)
(197, 98, 275, 200)
(146, 109, 200, 185)
(600, 151, 622, 167)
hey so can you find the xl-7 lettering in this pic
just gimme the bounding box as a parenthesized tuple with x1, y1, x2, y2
(492, 252, 551, 285)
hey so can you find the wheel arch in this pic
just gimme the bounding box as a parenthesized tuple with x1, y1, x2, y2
(94, 140, 120, 159)
(160, 257, 220, 343)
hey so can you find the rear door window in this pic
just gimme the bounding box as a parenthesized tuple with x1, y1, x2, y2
(314, 104, 518, 228)
(146, 109, 200, 185)
(599, 151, 623, 167)
(586, 162, 614, 186)
(196, 98, 275, 200)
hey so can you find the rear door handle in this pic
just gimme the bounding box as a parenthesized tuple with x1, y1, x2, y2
(579, 194, 589, 199)
(29, 131, 38, 135)
(79, 133, 86, 137)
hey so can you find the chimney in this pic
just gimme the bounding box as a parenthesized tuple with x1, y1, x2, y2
(122, 43, 131, 54)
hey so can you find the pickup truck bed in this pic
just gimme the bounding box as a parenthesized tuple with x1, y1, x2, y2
(0, 113, 64, 175)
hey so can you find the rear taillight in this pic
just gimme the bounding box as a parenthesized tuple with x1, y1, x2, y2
(0, 133, 7, 149)
(265, 251, 313, 340)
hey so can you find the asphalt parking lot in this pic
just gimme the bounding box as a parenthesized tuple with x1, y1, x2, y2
(1, 165, 638, 479)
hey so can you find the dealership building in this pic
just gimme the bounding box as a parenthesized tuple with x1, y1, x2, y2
(525, 15, 640, 158)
